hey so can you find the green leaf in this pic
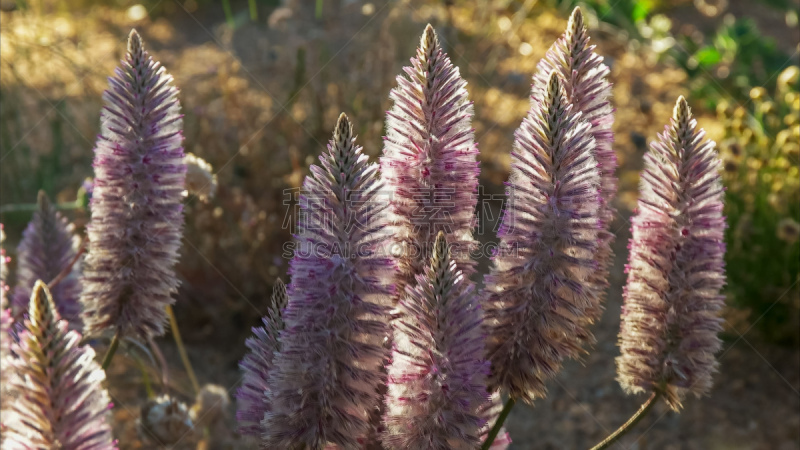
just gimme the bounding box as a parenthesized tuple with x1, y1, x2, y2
(695, 47, 722, 67)
(631, 0, 652, 23)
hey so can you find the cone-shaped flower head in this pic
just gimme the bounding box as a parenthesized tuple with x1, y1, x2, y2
(263, 114, 395, 449)
(1, 281, 115, 449)
(383, 232, 489, 449)
(532, 6, 617, 320)
(483, 72, 602, 403)
(616, 97, 726, 410)
(80, 29, 186, 340)
(236, 279, 287, 437)
(13, 191, 83, 328)
(381, 24, 480, 298)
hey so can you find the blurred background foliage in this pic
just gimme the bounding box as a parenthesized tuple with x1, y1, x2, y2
(0, 0, 798, 446)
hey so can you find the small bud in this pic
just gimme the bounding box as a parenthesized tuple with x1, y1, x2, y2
(139, 394, 195, 445)
(191, 384, 231, 427)
(184, 153, 218, 202)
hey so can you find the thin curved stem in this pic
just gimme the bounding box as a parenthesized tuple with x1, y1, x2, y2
(481, 397, 516, 450)
(48, 237, 86, 289)
(101, 328, 121, 371)
(131, 352, 155, 398)
(590, 391, 661, 450)
(147, 335, 170, 393)
(167, 304, 200, 394)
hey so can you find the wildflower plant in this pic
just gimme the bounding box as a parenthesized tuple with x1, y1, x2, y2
(0, 11, 737, 448)
(532, 6, 617, 320)
(483, 72, 602, 403)
(262, 114, 395, 449)
(13, 191, 82, 328)
(1, 281, 115, 449)
(381, 24, 480, 296)
(236, 279, 287, 437)
(616, 97, 727, 410)
(383, 232, 489, 450)
(80, 29, 186, 340)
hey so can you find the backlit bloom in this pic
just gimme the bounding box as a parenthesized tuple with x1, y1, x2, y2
(262, 114, 394, 449)
(380, 24, 480, 297)
(483, 72, 602, 403)
(532, 6, 617, 320)
(1, 281, 115, 449)
(184, 152, 217, 203)
(383, 233, 489, 449)
(13, 191, 82, 328)
(138, 395, 194, 445)
(236, 279, 287, 436)
(80, 29, 186, 340)
(616, 97, 726, 410)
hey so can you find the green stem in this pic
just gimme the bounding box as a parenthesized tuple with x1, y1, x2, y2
(132, 353, 155, 398)
(48, 237, 86, 289)
(167, 304, 200, 394)
(101, 329, 121, 371)
(222, 0, 234, 28)
(315, 0, 323, 19)
(590, 391, 661, 450)
(481, 397, 516, 450)
(248, 0, 257, 21)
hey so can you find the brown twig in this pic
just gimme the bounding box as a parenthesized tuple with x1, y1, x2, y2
(47, 237, 86, 289)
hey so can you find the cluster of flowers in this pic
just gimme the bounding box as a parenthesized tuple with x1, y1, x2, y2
(235, 8, 727, 450)
(0, 7, 726, 449)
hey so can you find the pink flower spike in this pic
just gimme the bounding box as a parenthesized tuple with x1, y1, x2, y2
(616, 96, 727, 411)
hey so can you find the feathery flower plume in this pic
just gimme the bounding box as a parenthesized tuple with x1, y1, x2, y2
(13, 191, 82, 328)
(381, 24, 480, 297)
(1, 281, 115, 449)
(483, 72, 602, 402)
(236, 279, 287, 437)
(383, 232, 489, 449)
(80, 29, 186, 340)
(532, 6, 617, 320)
(616, 97, 726, 410)
(263, 114, 394, 449)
